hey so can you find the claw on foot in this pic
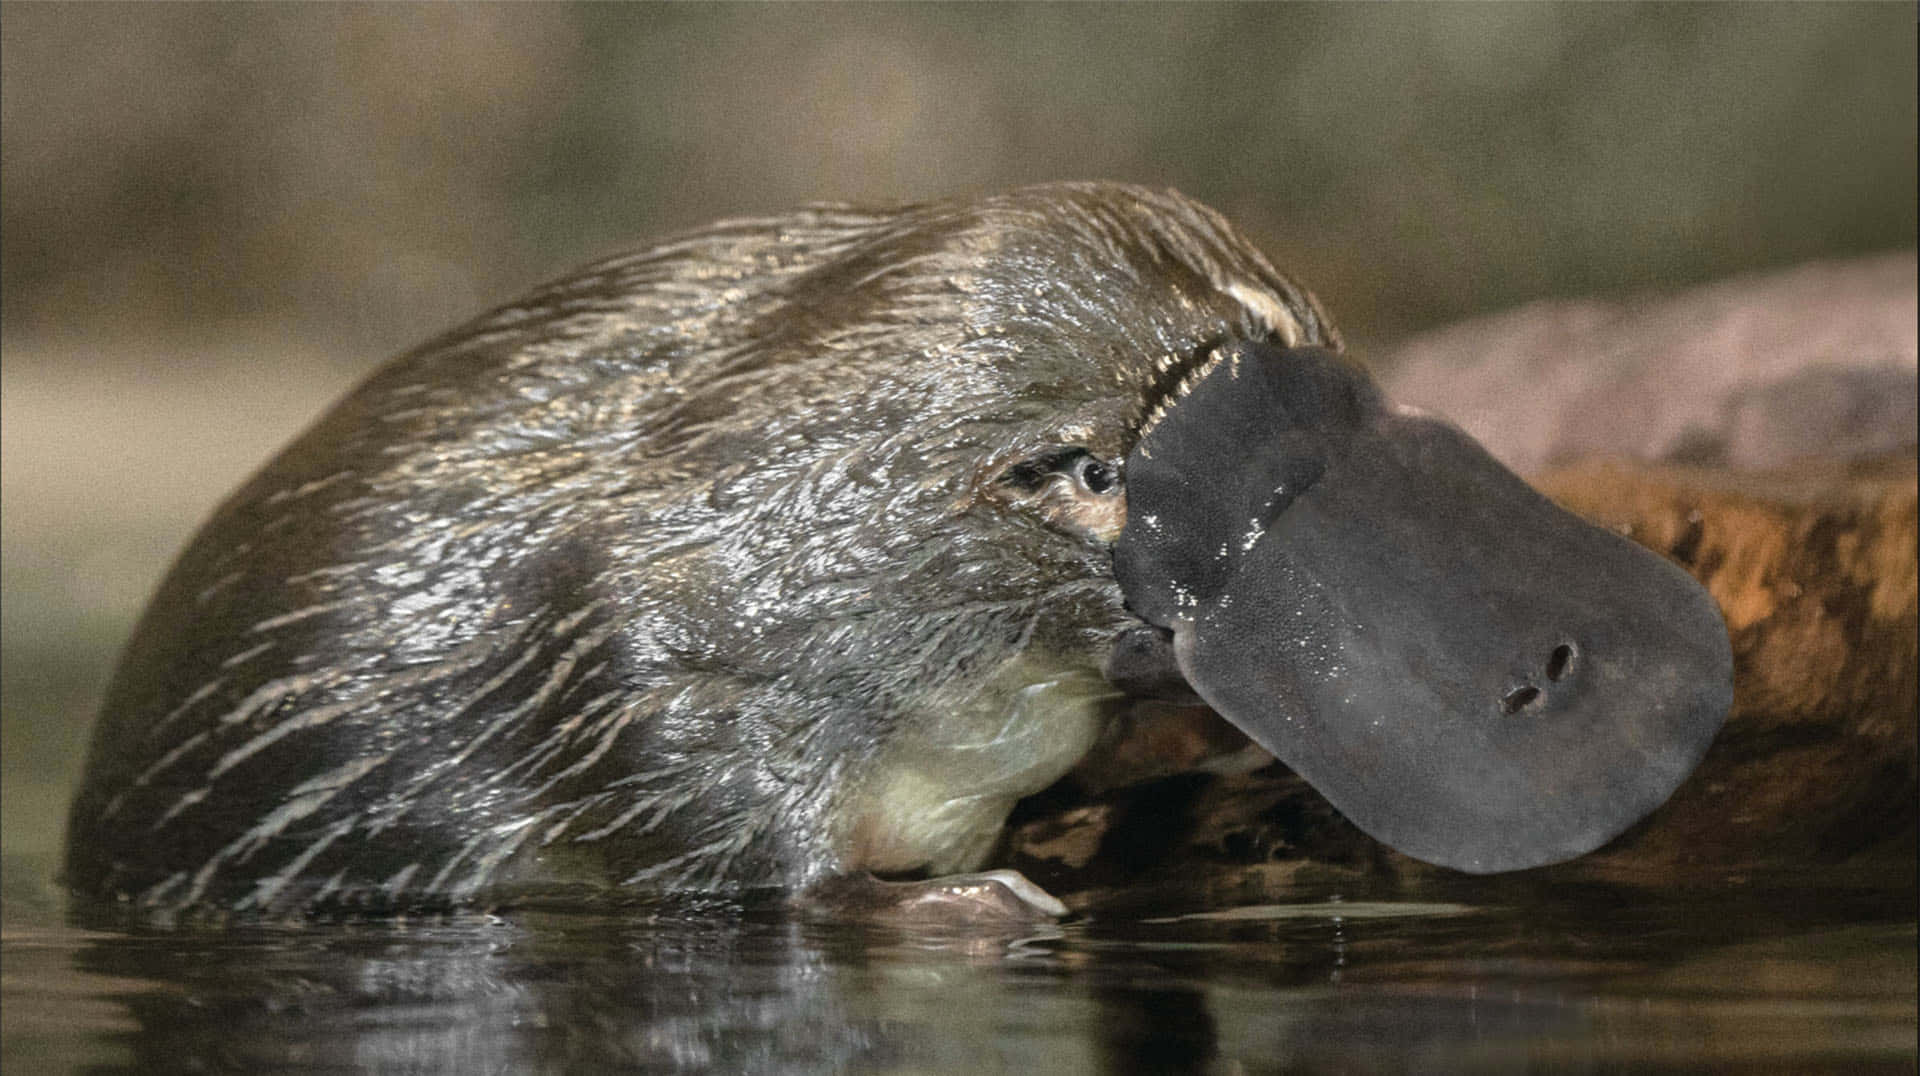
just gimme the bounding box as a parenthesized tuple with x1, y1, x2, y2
(800, 869, 1067, 925)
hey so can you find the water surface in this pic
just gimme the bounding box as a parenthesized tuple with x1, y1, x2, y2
(4, 854, 1912, 1073)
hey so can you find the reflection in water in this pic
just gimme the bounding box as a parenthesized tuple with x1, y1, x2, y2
(49, 897, 1110, 1071)
(3, 870, 1914, 1073)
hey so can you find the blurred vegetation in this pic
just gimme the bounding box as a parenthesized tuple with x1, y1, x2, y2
(1, 3, 1914, 860)
(3, 3, 1913, 361)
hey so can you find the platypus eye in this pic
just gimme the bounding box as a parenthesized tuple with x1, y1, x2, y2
(1071, 454, 1118, 496)
(998, 447, 1121, 495)
(994, 447, 1127, 542)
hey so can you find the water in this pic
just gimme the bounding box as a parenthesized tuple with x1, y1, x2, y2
(4, 855, 1912, 1073)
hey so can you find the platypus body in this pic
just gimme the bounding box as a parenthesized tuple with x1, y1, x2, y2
(65, 184, 1733, 916)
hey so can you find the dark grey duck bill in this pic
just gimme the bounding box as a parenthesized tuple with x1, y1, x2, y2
(1112, 343, 1734, 873)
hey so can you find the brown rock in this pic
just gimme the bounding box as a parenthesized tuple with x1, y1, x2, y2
(1383, 253, 1917, 474)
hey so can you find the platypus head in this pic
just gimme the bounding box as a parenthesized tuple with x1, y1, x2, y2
(914, 186, 1732, 873)
(619, 182, 1732, 876)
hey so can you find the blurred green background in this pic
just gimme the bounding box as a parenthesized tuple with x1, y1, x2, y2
(2, 3, 1914, 866)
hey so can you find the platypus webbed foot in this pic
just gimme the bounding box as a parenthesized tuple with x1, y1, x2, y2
(799, 870, 1068, 925)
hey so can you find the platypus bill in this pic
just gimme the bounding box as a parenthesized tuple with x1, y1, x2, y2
(64, 183, 1733, 921)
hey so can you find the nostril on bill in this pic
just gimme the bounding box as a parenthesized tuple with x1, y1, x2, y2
(1501, 685, 1542, 715)
(1500, 644, 1576, 714)
(1546, 643, 1576, 682)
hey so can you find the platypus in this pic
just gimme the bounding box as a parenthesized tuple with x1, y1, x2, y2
(64, 183, 1733, 918)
